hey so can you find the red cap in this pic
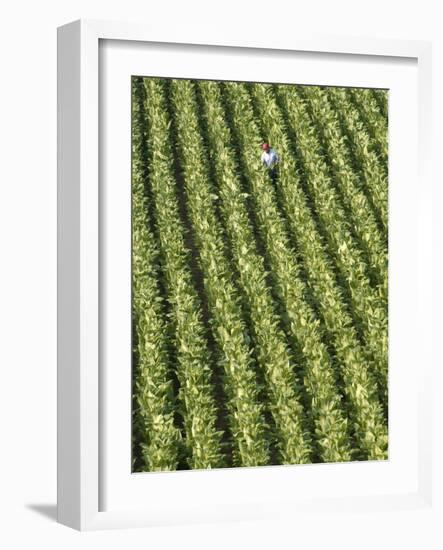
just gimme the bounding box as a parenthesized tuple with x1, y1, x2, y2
(262, 143, 269, 150)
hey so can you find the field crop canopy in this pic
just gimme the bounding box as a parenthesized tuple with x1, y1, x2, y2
(131, 76, 389, 472)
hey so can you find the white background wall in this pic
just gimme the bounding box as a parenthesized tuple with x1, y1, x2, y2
(0, 1, 442, 548)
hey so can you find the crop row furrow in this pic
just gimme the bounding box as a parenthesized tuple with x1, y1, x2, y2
(170, 79, 270, 467)
(132, 79, 182, 471)
(237, 82, 387, 456)
(143, 78, 224, 469)
(270, 84, 388, 404)
(372, 89, 388, 119)
(198, 80, 314, 464)
(300, 85, 388, 299)
(349, 88, 388, 168)
(326, 87, 388, 236)
(223, 81, 364, 462)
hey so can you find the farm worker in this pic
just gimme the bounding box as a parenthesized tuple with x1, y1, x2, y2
(261, 143, 279, 184)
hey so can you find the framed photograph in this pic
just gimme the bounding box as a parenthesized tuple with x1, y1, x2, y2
(57, 19, 437, 533)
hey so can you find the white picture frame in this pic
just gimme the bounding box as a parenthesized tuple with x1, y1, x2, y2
(57, 19, 437, 534)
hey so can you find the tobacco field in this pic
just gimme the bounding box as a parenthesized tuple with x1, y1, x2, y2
(131, 77, 388, 472)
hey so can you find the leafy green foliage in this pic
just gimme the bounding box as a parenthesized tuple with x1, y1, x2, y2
(132, 78, 181, 471)
(249, 83, 387, 457)
(300, 85, 388, 300)
(222, 81, 354, 463)
(271, 84, 388, 414)
(372, 89, 389, 120)
(132, 77, 389, 470)
(198, 80, 312, 464)
(170, 79, 270, 467)
(349, 88, 388, 168)
(327, 88, 389, 237)
(142, 78, 224, 469)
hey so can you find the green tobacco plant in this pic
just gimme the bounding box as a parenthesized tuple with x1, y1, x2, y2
(170, 79, 270, 467)
(326, 87, 388, 237)
(244, 82, 387, 458)
(143, 78, 224, 470)
(198, 80, 313, 465)
(349, 88, 388, 168)
(300, 85, 388, 301)
(371, 88, 389, 120)
(222, 81, 354, 463)
(270, 84, 388, 411)
(131, 76, 390, 469)
(132, 79, 182, 471)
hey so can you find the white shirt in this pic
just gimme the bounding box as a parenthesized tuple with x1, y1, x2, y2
(261, 148, 279, 168)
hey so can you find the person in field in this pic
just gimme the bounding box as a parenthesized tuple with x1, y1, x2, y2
(261, 142, 279, 184)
